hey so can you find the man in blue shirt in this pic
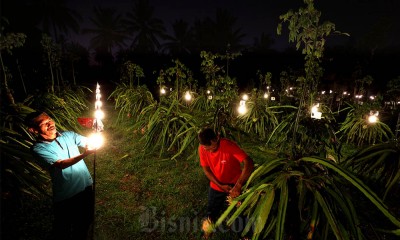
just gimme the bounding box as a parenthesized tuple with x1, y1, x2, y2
(25, 111, 96, 240)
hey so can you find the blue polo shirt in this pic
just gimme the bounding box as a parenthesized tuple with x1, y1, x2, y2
(32, 131, 93, 202)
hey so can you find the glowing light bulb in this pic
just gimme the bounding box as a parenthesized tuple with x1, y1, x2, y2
(311, 103, 319, 114)
(368, 111, 379, 124)
(368, 115, 377, 123)
(311, 103, 322, 119)
(242, 94, 249, 101)
(160, 88, 166, 94)
(238, 106, 246, 114)
(92, 83, 104, 132)
(238, 100, 247, 115)
(95, 100, 102, 109)
(95, 109, 105, 119)
(184, 91, 192, 101)
(87, 133, 104, 150)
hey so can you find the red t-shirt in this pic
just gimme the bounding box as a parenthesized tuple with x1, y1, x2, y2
(199, 138, 248, 192)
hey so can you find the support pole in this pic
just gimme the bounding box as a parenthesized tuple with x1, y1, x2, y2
(90, 83, 104, 239)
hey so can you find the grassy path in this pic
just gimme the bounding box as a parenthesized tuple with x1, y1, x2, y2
(92, 118, 210, 239)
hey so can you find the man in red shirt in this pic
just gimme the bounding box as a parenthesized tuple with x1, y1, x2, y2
(198, 128, 254, 225)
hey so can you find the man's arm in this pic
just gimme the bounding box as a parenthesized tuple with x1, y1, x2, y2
(52, 149, 95, 169)
(202, 166, 233, 193)
(230, 156, 254, 198)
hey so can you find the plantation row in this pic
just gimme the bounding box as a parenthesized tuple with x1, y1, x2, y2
(2, 48, 399, 238)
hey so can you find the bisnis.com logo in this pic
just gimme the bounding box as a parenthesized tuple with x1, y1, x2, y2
(138, 206, 250, 234)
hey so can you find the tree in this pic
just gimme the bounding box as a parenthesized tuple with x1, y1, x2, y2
(277, 0, 340, 158)
(0, 18, 27, 105)
(252, 32, 275, 54)
(63, 42, 90, 85)
(83, 6, 127, 54)
(213, 8, 246, 51)
(192, 8, 245, 53)
(161, 19, 194, 56)
(28, 0, 82, 42)
(123, 0, 167, 54)
(192, 18, 215, 53)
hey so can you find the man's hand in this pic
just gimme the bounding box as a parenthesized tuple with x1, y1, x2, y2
(229, 184, 241, 198)
(219, 184, 233, 193)
(229, 156, 254, 199)
(84, 148, 96, 156)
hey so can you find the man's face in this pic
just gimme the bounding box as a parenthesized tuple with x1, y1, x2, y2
(202, 139, 219, 153)
(32, 114, 57, 140)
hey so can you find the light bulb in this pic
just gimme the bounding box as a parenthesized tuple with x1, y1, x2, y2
(184, 91, 192, 101)
(95, 110, 105, 119)
(238, 100, 247, 115)
(87, 133, 104, 150)
(95, 100, 102, 109)
(368, 115, 377, 123)
(311, 103, 319, 114)
(238, 105, 246, 115)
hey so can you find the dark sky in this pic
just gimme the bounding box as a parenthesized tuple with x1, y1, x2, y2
(65, 0, 400, 51)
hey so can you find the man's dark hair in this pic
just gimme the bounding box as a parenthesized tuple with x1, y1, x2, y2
(24, 111, 47, 128)
(198, 128, 217, 146)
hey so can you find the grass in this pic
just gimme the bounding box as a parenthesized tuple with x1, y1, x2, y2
(92, 121, 209, 240)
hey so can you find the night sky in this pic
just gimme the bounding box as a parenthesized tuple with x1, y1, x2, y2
(63, 0, 400, 51)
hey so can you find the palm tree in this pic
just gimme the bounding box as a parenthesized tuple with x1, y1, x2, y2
(252, 32, 275, 54)
(28, 0, 82, 42)
(82, 6, 127, 54)
(123, 0, 167, 54)
(63, 42, 90, 85)
(213, 8, 246, 51)
(162, 19, 194, 56)
(192, 8, 245, 53)
(192, 18, 215, 53)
